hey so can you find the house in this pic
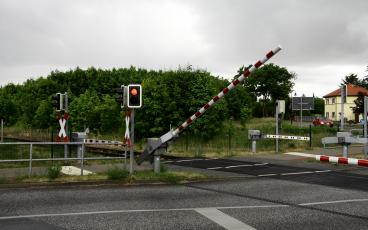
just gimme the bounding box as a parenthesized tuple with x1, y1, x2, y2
(323, 84, 368, 122)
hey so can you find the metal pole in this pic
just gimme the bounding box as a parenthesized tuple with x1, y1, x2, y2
(309, 125, 312, 148)
(1, 118, 3, 142)
(276, 104, 279, 153)
(300, 96, 302, 127)
(342, 145, 348, 158)
(340, 86, 344, 131)
(154, 149, 161, 173)
(64, 92, 68, 163)
(80, 144, 84, 176)
(28, 144, 33, 177)
(129, 109, 134, 174)
(364, 96, 367, 159)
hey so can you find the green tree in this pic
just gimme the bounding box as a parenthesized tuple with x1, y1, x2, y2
(313, 97, 325, 116)
(32, 100, 54, 129)
(244, 63, 296, 117)
(352, 92, 368, 116)
(342, 73, 361, 86)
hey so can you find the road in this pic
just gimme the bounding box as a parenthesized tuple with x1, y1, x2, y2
(0, 158, 367, 230)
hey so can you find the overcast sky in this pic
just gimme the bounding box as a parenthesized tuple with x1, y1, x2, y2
(1, 0, 367, 97)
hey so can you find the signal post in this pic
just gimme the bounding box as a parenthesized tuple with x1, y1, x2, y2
(116, 84, 142, 174)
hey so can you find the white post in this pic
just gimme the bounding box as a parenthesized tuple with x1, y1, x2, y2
(252, 140, 257, 153)
(28, 144, 33, 177)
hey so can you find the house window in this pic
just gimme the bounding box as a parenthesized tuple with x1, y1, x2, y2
(325, 99, 329, 104)
(332, 112, 335, 118)
(332, 98, 335, 104)
(326, 112, 329, 118)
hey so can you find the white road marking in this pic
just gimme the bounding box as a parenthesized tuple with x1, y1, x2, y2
(207, 167, 223, 170)
(176, 159, 203, 163)
(258, 174, 277, 177)
(208, 163, 268, 170)
(299, 199, 368, 206)
(1, 199, 366, 222)
(225, 164, 253, 168)
(280, 171, 315, 176)
(253, 163, 268, 166)
(284, 152, 316, 158)
(195, 208, 257, 230)
(314, 170, 331, 173)
(0, 204, 287, 220)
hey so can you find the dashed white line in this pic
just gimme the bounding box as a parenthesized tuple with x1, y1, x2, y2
(314, 170, 331, 173)
(280, 171, 315, 176)
(225, 164, 253, 169)
(195, 208, 257, 230)
(258, 174, 277, 177)
(207, 167, 223, 170)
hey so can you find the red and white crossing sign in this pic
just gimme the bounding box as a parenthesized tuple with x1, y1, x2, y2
(56, 112, 69, 142)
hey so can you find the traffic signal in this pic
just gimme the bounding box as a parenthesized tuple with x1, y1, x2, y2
(114, 85, 125, 108)
(127, 84, 142, 108)
(52, 93, 61, 111)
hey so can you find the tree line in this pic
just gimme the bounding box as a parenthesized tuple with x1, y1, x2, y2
(0, 64, 301, 139)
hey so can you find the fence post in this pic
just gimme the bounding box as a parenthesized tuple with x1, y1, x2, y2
(28, 144, 33, 177)
(80, 143, 84, 176)
(309, 125, 312, 148)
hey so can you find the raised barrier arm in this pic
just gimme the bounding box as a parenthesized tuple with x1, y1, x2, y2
(137, 45, 282, 164)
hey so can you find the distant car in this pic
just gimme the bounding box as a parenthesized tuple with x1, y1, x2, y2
(312, 117, 333, 127)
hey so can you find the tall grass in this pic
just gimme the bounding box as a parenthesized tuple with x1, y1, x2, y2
(170, 118, 339, 157)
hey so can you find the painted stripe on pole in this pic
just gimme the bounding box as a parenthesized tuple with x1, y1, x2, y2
(358, 159, 368, 167)
(329, 156, 339, 163)
(195, 208, 257, 230)
(348, 158, 358, 165)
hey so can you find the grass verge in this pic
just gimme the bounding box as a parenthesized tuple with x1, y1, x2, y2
(0, 169, 209, 186)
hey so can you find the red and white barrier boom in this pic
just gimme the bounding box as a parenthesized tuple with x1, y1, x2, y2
(316, 155, 368, 167)
(137, 45, 282, 164)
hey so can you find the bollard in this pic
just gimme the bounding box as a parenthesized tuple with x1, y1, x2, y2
(343, 145, 348, 158)
(252, 140, 257, 153)
(154, 150, 160, 173)
(28, 144, 33, 177)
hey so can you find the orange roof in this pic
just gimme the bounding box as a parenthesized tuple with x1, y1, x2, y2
(323, 84, 368, 98)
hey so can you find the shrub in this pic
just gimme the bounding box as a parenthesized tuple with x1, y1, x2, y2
(107, 167, 129, 180)
(47, 165, 62, 180)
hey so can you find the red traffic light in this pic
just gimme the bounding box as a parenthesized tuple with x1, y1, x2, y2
(130, 88, 138, 96)
(127, 84, 142, 108)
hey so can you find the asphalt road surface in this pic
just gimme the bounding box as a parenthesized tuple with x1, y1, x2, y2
(1, 158, 367, 230)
